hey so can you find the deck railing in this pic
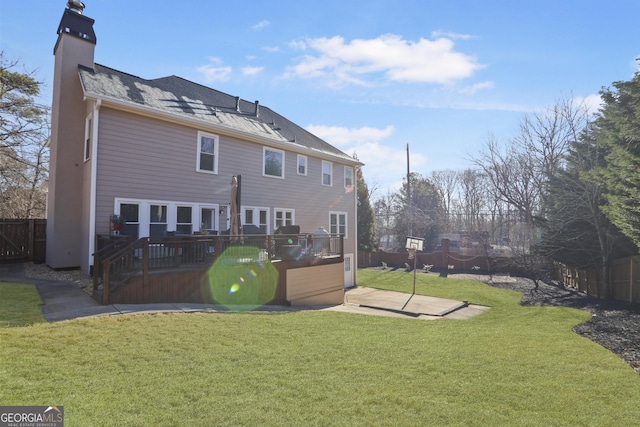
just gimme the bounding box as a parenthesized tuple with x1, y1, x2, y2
(93, 233, 343, 304)
(93, 235, 133, 291)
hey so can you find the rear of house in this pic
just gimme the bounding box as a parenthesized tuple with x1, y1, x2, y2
(47, 2, 361, 292)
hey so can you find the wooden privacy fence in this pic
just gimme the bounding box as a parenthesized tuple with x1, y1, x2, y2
(360, 250, 509, 273)
(0, 219, 46, 263)
(359, 239, 511, 274)
(561, 256, 640, 303)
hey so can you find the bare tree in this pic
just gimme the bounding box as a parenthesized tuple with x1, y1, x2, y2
(516, 97, 590, 196)
(472, 98, 590, 226)
(472, 136, 540, 224)
(0, 52, 50, 218)
(430, 169, 458, 233)
(457, 169, 489, 232)
(373, 191, 396, 250)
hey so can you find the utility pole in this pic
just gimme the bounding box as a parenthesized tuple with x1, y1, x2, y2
(407, 143, 412, 236)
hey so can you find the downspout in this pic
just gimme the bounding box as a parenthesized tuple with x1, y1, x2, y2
(354, 167, 359, 285)
(87, 98, 101, 273)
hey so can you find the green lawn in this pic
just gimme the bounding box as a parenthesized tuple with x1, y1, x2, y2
(1, 274, 639, 426)
(0, 282, 47, 327)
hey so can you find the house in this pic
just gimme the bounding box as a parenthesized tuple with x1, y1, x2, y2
(47, 1, 361, 295)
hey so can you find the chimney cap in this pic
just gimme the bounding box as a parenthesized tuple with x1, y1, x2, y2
(67, 0, 85, 14)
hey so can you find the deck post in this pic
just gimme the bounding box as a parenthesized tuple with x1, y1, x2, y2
(142, 238, 149, 288)
(213, 236, 221, 263)
(102, 260, 110, 305)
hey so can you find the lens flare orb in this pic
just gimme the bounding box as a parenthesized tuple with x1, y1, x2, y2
(207, 245, 279, 311)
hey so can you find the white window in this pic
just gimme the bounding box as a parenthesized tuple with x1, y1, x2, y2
(330, 211, 347, 237)
(200, 207, 219, 233)
(264, 147, 284, 178)
(322, 160, 332, 186)
(119, 202, 140, 238)
(344, 166, 354, 189)
(149, 204, 168, 239)
(243, 206, 269, 233)
(274, 208, 295, 230)
(197, 131, 219, 174)
(84, 114, 92, 162)
(115, 199, 219, 239)
(176, 206, 193, 234)
(297, 155, 307, 176)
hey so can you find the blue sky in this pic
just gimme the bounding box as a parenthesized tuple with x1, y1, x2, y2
(2, 0, 639, 196)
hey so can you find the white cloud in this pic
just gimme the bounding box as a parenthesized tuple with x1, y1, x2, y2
(431, 30, 475, 40)
(197, 58, 232, 82)
(242, 66, 265, 76)
(356, 142, 428, 191)
(459, 81, 495, 94)
(306, 124, 394, 146)
(285, 34, 483, 87)
(306, 124, 426, 190)
(578, 94, 603, 115)
(251, 20, 270, 31)
(264, 46, 281, 53)
(288, 40, 307, 50)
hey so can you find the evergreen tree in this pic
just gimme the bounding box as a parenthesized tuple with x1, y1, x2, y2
(393, 172, 442, 246)
(354, 158, 377, 251)
(590, 72, 640, 248)
(539, 128, 636, 296)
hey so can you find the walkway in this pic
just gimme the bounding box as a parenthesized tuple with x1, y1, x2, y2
(0, 263, 489, 322)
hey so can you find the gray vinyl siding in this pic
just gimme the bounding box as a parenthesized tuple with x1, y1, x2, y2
(95, 108, 357, 256)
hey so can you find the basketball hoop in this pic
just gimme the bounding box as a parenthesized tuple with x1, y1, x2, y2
(405, 236, 424, 295)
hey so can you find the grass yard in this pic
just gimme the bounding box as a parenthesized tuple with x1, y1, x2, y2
(0, 282, 47, 327)
(1, 274, 640, 426)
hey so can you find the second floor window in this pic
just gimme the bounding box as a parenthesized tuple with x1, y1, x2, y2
(322, 160, 332, 186)
(264, 147, 284, 178)
(297, 155, 307, 175)
(344, 166, 354, 189)
(197, 131, 219, 174)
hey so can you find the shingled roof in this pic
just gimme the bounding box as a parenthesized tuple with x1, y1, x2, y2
(78, 64, 358, 163)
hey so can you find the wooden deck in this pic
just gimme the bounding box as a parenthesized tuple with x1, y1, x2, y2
(93, 234, 344, 305)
